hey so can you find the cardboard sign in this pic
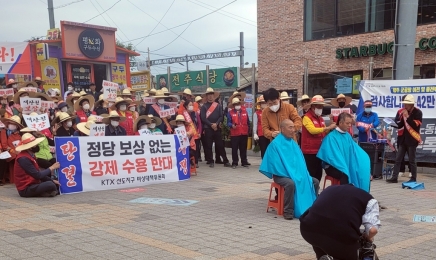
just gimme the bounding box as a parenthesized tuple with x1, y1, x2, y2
(163, 102, 178, 108)
(330, 108, 351, 117)
(0, 88, 14, 97)
(20, 97, 41, 114)
(89, 123, 105, 137)
(102, 80, 118, 102)
(158, 108, 176, 118)
(20, 87, 38, 92)
(23, 113, 50, 131)
(139, 128, 152, 136)
(174, 126, 189, 149)
(143, 97, 156, 104)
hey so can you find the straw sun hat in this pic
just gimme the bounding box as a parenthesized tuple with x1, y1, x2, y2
(170, 115, 186, 126)
(102, 111, 126, 124)
(330, 93, 352, 107)
(15, 133, 45, 152)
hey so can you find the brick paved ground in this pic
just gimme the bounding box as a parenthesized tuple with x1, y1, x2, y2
(1, 155, 436, 260)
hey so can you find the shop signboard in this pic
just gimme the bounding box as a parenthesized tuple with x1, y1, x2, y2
(335, 78, 352, 94)
(36, 43, 49, 61)
(46, 28, 61, 40)
(111, 63, 127, 85)
(156, 67, 239, 92)
(71, 64, 92, 88)
(130, 71, 151, 91)
(40, 58, 61, 91)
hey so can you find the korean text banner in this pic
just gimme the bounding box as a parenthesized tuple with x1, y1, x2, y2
(55, 135, 190, 194)
(359, 79, 436, 118)
(0, 42, 31, 74)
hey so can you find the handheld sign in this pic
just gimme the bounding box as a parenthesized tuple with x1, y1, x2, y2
(102, 80, 118, 102)
(0, 89, 14, 97)
(174, 126, 189, 149)
(143, 97, 156, 104)
(158, 108, 176, 118)
(330, 108, 351, 117)
(139, 128, 152, 136)
(20, 97, 42, 115)
(23, 113, 51, 131)
(89, 123, 106, 137)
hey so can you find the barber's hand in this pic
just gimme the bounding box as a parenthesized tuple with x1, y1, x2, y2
(253, 134, 259, 141)
(329, 114, 334, 121)
(50, 162, 60, 171)
(328, 123, 336, 130)
(272, 131, 280, 138)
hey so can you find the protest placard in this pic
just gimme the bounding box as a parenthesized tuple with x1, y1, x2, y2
(158, 108, 176, 118)
(20, 87, 38, 92)
(174, 126, 189, 149)
(89, 123, 106, 137)
(139, 128, 152, 136)
(41, 100, 56, 112)
(102, 80, 118, 102)
(163, 102, 178, 108)
(23, 113, 50, 131)
(143, 97, 156, 104)
(330, 108, 351, 117)
(0, 89, 14, 97)
(55, 135, 190, 194)
(20, 97, 41, 114)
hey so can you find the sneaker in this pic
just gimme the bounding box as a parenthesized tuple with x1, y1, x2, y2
(206, 161, 211, 165)
(209, 162, 214, 168)
(223, 162, 231, 167)
(215, 160, 224, 164)
(407, 178, 416, 182)
(243, 162, 251, 166)
(386, 177, 398, 183)
(232, 165, 237, 169)
(283, 213, 294, 220)
(319, 255, 333, 260)
(242, 165, 249, 168)
(373, 175, 383, 180)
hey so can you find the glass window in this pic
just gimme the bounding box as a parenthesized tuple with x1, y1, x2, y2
(308, 70, 363, 98)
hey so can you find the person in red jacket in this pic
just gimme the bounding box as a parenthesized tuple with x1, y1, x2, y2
(75, 95, 96, 124)
(253, 95, 270, 159)
(301, 95, 336, 181)
(13, 133, 60, 197)
(1, 115, 25, 184)
(227, 97, 250, 169)
(111, 97, 134, 136)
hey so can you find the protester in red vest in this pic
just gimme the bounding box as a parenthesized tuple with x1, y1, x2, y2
(227, 97, 250, 169)
(147, 90, 172, 134)
(0, 115, 24, 184)
(253, 95, 270, 158)
(302, 95, 336, 181)
(75, 95, 96, 124)
(111, 97, 134, 135)
(13, 133, 60, 197)
(133, 115, 151, 135)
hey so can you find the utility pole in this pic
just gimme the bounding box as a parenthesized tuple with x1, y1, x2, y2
(240, 32, 244, 69)
(48, 0, 55, 29)
(392, 0, 418, 80)
(186, 54, 189, 71)
(147, 47, 151, 70)
(369, 57, 374, 80)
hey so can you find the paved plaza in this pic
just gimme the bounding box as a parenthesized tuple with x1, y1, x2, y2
(1, 155, 436, 260)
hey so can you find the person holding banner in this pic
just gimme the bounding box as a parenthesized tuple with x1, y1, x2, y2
(14, 133, 60, 198)
(53, 112, 76, 137)
(148, 90, 172, 134)
(201, 88, 231, 168)
(103, 111, 127, 136)
(280, 91, 291, 104)
(356, 100, 380, 142)
(12, 89, 34, 116)
(194, 96, 204, 162)
(181, 101, 200, 166)
(75, 95, 96, 124)
(147, 115, 163, 135)
(20, 127, 56, 170)
(253, 95, 270, 159)
(301, 95, 336, 181)
(133, 115, 151, 135)
(111, 97, 134, 136)
(387, 95, 423, 183)
(171, 115, 196, 152)
(227, 96, 250, 169)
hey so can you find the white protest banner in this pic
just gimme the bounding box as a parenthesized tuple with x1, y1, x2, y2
(41, 100, 56, 112)
(55, 135, 190, 194)
(359, 79, 436, 118)
(163, 102, 178, 108)
(158, 108, 176, 118)
(139, 128, 152, 136)
(89, 123, 106, 137)
(20, 97, 41, 114)
(0, 42, 29, 74)
(174, 126, 189, 149)
(20, 87, 38, 92)
(330, 108, 351, 117)
(102, 80, 118, 102)
(0, 88, 14, 97)
(143, 97, 156, 104)
(23, 113, 50, 131)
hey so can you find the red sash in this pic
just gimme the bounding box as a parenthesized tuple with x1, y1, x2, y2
(206, 102, 218, 118)
(151, 104, 173, 134)
(399, 108, 422, 144)
(183, 110, 198, 139)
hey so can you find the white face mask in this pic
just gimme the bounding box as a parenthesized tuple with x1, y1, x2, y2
(82, 104, 90, 110)
(140, 125, 148, 130)
(149, 123, 156, 129)
(111, 120, 119, 127)
(66, 121, 73, 128)
(270, 103, 280, 113)
(235, 105, 241, 110)
(188, 105, 194, 111)
(129, 106, 136, 112)
(68, 86, 73, 91)
(119, 105, 127, 111)
(12, 84, 18, 89)
(157, 99, 165, 105)
(61, 107, 68, 112)
(314, 108, 323, 116)
(8, 124, 17, 131)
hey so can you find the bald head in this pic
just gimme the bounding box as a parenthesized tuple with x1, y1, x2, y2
(280, 119, 295, 139)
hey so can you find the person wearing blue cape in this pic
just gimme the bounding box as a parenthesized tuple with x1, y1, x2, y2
(317, 112, 371, 192)
(259, 119, 319, 220)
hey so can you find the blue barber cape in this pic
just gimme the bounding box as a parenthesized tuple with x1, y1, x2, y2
(317, 129, 371, 192)
(259, 133, 317, 218)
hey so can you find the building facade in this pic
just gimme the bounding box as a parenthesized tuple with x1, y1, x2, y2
(257, 0, 436, 99)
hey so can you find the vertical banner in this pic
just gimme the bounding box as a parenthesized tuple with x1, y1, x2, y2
(111, 63, 128, 85)
(40, 58, 61, 91)
(55, 135, 190, 194)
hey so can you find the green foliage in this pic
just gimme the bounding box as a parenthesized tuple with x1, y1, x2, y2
(252, 143, 260, 153)
(116, 39, 134, 51)
(222, 116, 230, 141)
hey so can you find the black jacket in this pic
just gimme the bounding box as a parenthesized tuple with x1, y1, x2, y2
(200, 102, 223, 129)
(395, 107, 423, 147)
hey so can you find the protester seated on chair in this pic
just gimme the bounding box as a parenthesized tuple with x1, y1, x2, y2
(317, 113, 371, 192)
(14, 133, 61, 197)
(300, 184, 380, 260)
(259, 119, 319, 220)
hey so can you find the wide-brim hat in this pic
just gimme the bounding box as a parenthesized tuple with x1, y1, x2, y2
(74, 94, 95, 112)
(133, 115, 152, 133)
(20, 127, 38, 133)
(95, 94, 105, 105)
(161, 87, 172, 96)
(1, 115, 25, 129)
(6, 79, 17, 87)
(153, 90, 167, 99)
(20, 81, 38, 89)
(228, 91, 246, 103)
(79, 90, 88, 96)
(228, 97, 245, 108)
(66, 92, 81, 108)
(111, 97, 132, 110)
(331, 93, 352, 107)
(147, 114, 162, 126)
(15, 133, 45, 152)
(33, 92, 53, 101)
(102, 111, 126, 124)
(178, 88, 194, 98)
(76, 120, 94, 136)
(170, 115, 186, 126)
(13, 89, 35, 104)
(280, 91, 291, 100)
(128, 100, 141, 108)
(149, 88, 157, 96)
(400, 94, 416, 104)
(297, 95, 311, 106)
(142, 90, 150, 97)
(201, 87, 220, 100)
(34, 77, 46, 85)
(52, 112, 76, 125)
(121, 88, 132, 96)
(256, 95, 266, 105)
(194, 96, 202, 102)
(310, 95, 326, 105)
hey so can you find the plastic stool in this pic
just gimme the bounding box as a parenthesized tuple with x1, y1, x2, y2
(267, 182, 284, 216)
(323, 175, 340, 189)
(190, 156, 197, 176)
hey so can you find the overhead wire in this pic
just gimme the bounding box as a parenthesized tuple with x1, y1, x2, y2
(88, 0, 125, 41)
(54, 0, 84, 9)
(94, 0, 131, 41)
(151, 23, 193, 52)
(83, 0, 121, 23)
(190, 0, 256, 23)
